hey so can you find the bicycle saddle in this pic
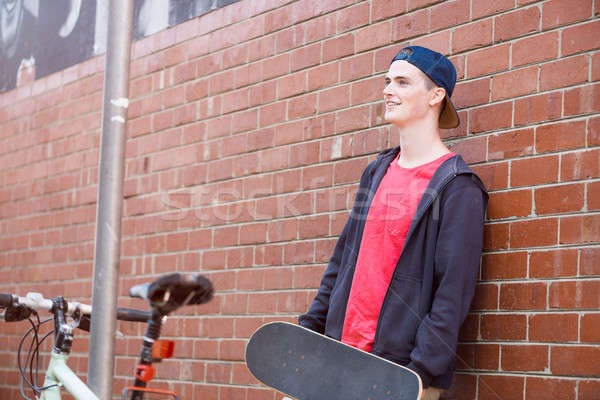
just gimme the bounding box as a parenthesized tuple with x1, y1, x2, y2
(130, 273, 213, 315)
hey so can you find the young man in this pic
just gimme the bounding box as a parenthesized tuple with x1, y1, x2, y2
(299, 46, 488, 400)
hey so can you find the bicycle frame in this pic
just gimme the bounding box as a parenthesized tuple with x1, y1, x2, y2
(39, 350, 99, 400)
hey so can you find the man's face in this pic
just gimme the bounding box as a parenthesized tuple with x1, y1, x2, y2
(383, 60, 431, 126)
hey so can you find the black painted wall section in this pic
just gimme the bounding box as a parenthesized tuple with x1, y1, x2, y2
(0, 0, 241, 93)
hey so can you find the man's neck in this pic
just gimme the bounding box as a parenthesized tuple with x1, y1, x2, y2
(395, 119, 450, 168)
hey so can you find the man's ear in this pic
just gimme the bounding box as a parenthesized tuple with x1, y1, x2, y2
(429, 86, 446, 108)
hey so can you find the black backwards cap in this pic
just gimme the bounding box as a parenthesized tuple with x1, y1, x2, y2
(391, 46, 459, 129)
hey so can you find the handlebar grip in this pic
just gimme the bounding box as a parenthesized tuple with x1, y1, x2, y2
(0, 293, 14, 308)
(117, 307, 152, 322)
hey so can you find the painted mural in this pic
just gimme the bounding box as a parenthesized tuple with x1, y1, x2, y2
(0, 0, 240, 93)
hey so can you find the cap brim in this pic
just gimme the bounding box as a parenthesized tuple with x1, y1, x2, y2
(439, 93, 459, 129)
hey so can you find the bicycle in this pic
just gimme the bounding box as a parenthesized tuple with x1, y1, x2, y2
(1, 272, 213, 400)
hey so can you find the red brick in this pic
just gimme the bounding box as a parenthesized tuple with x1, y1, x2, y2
(249, 81, 277, 106)
(334, 157, 368, 184)
(372, 0, 407, 22)
(291, 43, 321, 72)
(411, 30, 451, 55)
(472, 0, 514, 18)
(495, 6, 540, 42)
(561, 149, 600, 181)
(235, 62, 262, 88)
(581, 313, 600, 342)
(262, 53, 290, 80)
(589, 181, 600, 210)
(319, 85, 350, 113)
(471, 283, 499, 311)
(514, 91, 562, 126)
(491, 66, 538, 102)
(444, 373, 477, 400)
(550, 280, 600, 309)
(511, 218, 558, 248)
(536, 120, 586, 154)
(542, 0, 593, 29)
(501, 344, 548, 371)
(469, 102, 512, 133)
(240, 223, 267, 245)
(322, 34, 354, 63)
(488, 128, 534, 160)
(564, 83, 600, 116)
(275, 120, 303, 146)
(530, 249, 578, 278)
(337, 2, 369, 33)
(478, 375, 524, 400)
(483, 222, 510, 251)
(581, 247, 600, 275)
(513, 31, 559, 68)
(447, 136, 486, 164)
(352, 76, 383, 105)
(466, 44, 511, 78)
(535, 183, 585, 215)
(563, 19, 600, 56)
(560, 215, 600, 244)
(500, 282, 547, 310)
(471, 162, 508, 190)
(540, 55, 589, 91)
(288, 93, 316, 119)
(482, 251, 527, 280)
(335, 106, 370, 134)
(289, 140, 319, 167)
(277, 71, 307, 99)
(391, 9, 428, 42)
(452, 18, 493, 53)
(304, 13, 336, 43)
(276, 25, 305, 53)
(355, 21, 391, 53)
(259, 102, 286, 128)
(580, 380, 600, 400)
(591, 116, 600, 146)
(248, 36, 275, 62)
(511, 155, 559, 187)
(456, 343, 499, 370)
(481, 314, 527, 340)
(284, 241, 315, 264)
(551, 346, 600, 376)
(593, 52, 600, 81)
(429, 0, 469, 31)
(526, 377, 577, 400)
(308, 62, 339, 91)
(487, 189, 532, 220)
(298, 214, 329, 239)
(222, 44, 248, 70)
(529, 313, 579, 342)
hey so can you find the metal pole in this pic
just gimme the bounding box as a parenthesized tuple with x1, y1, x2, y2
(88, 1, 134, 398)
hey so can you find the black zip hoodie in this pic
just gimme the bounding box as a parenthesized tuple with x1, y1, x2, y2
(299, 146, 488, 389)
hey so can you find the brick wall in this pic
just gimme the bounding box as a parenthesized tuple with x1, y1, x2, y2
(1, 0, 599, 399)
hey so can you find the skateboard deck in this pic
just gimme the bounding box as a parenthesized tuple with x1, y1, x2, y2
(245, 322, 422, 400)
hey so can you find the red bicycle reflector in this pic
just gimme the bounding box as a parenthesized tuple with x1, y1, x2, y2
(135, 364, 155, 382)
(152, 340, 175, 359)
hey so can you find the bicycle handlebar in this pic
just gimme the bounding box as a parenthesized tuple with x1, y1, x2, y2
(0, 293, 13, 308)
(0, 292, 151, 325)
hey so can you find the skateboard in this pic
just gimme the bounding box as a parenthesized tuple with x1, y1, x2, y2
(245, 322, 422, 400)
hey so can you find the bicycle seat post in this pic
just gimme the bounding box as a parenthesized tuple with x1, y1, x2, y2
(129, 311, 164, 400)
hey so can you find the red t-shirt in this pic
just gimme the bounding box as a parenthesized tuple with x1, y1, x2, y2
(341, 152, 455, 352)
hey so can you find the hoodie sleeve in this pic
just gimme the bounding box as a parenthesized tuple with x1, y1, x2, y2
(407, 175, 487, 388)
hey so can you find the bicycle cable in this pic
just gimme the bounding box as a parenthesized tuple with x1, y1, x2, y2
(17, 317, 57, 398)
